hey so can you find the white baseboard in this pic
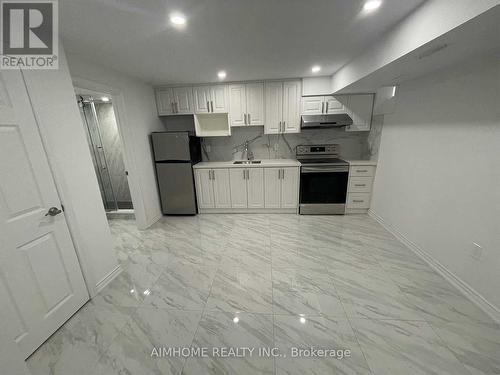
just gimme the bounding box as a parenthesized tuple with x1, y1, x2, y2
(368, 209, 500, 324)
(140, 213, 162, 230)
(199, 208, 297, 214)
(94, 264, 122, 296)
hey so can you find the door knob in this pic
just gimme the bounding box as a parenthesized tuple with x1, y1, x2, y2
(45, 207, 62, 217)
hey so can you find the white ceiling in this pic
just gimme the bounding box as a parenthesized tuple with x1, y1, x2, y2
(60, 0, 426, 85)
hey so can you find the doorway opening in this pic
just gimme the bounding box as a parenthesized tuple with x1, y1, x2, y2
(76, 94, 134, 217)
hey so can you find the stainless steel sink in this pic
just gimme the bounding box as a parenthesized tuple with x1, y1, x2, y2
(233, 160, 261, 164)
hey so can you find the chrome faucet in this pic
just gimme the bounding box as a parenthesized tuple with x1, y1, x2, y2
(242, 141, 254, 161)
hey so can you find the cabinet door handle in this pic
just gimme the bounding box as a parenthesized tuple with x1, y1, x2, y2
(247, 113, 251, 124)
(211, 101, 214, 113)
(325, 102, 329, 113)
(247, 169, 250, 180)
(207, 101, 210, 112)
(354, 184, 366, 187)
(356, 169, 368, 173)
(171, 103, 175, 113)
(244, 113, 247, 125)
(321, 102, 325, 113)
(243, 169, 246, 180)
(283, 121, 286, 132)
(353, 200, 364, 203)
(212, 170, 216, 180)
(282, 168, 285, 179)
(278, 169, 281, 179)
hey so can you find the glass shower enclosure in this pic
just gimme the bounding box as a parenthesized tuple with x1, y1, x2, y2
(77, 95, 133, 212)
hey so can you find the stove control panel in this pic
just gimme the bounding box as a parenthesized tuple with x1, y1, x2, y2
(296, 144, 339, 156)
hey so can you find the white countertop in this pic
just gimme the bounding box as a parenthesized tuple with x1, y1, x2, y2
(347, 160, 378, 166)
(193, 159, 301, 169)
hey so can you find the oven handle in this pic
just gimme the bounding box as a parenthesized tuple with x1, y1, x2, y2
(301, 166, 349, 173)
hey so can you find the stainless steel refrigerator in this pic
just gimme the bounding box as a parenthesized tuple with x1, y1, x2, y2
(151, 132, 201, 215)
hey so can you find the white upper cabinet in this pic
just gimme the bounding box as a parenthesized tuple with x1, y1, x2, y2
(301, 95, 346, 115)
(228, 84, 246, 127)
(229, 82, 264, 127)
(172, 87, 193, 114)
(264, 82, 282, 134)
(193, 85, 228, 114)
(156, 88, 175, 115)
(343, 94, 374, 132)
(264, 80, 301, 134)
(210, 85, 229, 113)
(156, 86, 193, 115)
(193, 85, 212, 113)
(246, 82, 265, 126)
(282, 80, 301, 134)
(301, 96, 324, 115)
(325, 96, 345, 114)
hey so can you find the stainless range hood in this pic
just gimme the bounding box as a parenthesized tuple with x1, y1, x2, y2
(301, 114, 353, 129)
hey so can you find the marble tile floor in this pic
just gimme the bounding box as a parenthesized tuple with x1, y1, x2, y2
(27, 214, 500, 375)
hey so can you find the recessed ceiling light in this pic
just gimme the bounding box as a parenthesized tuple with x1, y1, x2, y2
(169, 13, 186, 26)
(311, 65, 321, 73)
(101, 96, 109, 102)
(233, 316, 239, 323)
(217, 70, 227, 79)
(363, 0, 382, 11)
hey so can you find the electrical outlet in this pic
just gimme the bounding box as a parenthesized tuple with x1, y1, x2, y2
(471, 242, 483, 261)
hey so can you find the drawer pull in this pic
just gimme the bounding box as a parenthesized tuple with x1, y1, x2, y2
(353, 200, 364, 203)
(354, 184, 366, 187)
(356, 169, 368, 173)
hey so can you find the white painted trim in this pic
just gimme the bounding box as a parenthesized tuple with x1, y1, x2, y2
(368, 209, 500, 324)
(72, 77, 149, 229)
(94, 264, 123, 295)
(199, 208, 297, 214)
(142, 213, 162, 230)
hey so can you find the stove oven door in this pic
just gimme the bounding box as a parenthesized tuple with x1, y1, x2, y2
(299, 165, 349, 214)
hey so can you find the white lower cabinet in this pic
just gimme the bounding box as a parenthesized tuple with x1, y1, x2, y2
(212, 169, 231, 208)
(281, 167, 299, 208)
(264, 168, 281, 208)
(195, 169, 231, 209)
(346, 163, 377, 213)
(229, 168, 247, 208)
(196, 165, 299, 212)
(264, 167, 299, 209)
(247, 168, 265, 208)
(195, 169, 215, 209)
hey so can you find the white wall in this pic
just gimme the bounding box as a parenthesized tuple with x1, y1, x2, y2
(22, 44, 119, 297)
(65, 50, 164, 229)
(371, 55, 500, 312)
(331, 0, 500, 92)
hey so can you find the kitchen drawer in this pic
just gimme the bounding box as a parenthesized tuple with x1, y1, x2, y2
(350, 165, 375, 177)
(348, 177, 373, 193)
(347, 193, 371, 209)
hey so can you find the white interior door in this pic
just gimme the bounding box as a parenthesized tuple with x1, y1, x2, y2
(0, 71, 88, 359)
